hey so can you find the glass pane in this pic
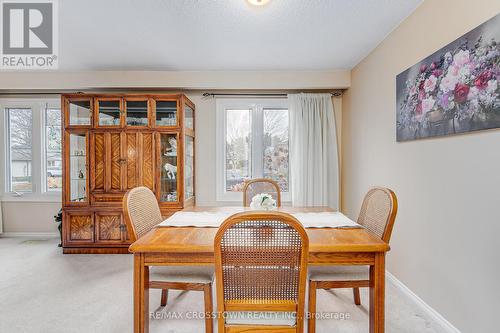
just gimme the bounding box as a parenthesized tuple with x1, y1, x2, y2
(8, 108, 33, 192)
(69, 133, 87, 202)
(98, 100, 121, 126)
(160, 134, 178, 202)
(69, 100, 91, 126)
(263, 109, 289, 191)
(185, 136, 194, 199)
(225, 109, 251, 192)
(156, 101, 177, 126)
(126, 100, 148, 126)
(185, 104, 194, 130)
(45, 108, 62, 191)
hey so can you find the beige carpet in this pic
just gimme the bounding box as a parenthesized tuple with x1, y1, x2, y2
(0, 237, 448, 333)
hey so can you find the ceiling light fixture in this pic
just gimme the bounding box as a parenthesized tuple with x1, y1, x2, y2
(247, 0, 271, 6)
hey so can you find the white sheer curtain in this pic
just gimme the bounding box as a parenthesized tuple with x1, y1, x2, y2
(288, 93, 339, 209)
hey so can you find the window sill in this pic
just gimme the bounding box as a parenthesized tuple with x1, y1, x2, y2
(0, 194, 62, 203)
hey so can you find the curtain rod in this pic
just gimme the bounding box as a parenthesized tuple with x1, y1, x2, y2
(202, 91, 343, 98)
(0, 90, 344, 97)
(0, 92, 65, 95)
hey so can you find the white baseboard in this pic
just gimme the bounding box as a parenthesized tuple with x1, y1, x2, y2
(0, 232, 59, 238)
(386, 271, 460, 333)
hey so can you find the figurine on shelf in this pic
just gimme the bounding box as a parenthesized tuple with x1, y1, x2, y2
(164, 163, 177, 179)
(167, 192, 177, 201)
(164, 137, 177, 156)
(78, 170, 84, 179)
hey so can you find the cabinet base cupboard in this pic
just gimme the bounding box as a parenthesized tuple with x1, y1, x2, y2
(61, 94, 195, 254)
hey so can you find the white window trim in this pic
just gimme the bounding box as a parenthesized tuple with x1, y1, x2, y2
(0, 98, 61, 202)
(216, 98, 290, 202)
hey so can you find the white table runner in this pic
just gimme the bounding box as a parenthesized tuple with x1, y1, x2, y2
(159, 209, 360, 229)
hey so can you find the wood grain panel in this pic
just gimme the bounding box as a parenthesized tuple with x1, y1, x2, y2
(126, 133, 138, 189)
(69, 214, 93, 241)
(141, 133, 154, 190)
(96, 213, 122, 242)
(94, 133, 105, 190)
(91, 193, 124, 205)
(110, 133, 122, 190)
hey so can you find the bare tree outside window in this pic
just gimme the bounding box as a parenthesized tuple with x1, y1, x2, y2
(45, 108, 62, 190)
(225, 109, 251, 191)
(8, 108, 33, 192)
(263, 109, 289, 191)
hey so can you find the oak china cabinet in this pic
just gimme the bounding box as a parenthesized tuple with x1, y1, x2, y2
(61, 94, 195, 253)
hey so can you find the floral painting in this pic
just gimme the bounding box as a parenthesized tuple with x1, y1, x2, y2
(396, 13, 500, 141)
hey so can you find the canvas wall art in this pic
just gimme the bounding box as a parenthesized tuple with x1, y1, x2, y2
(396, 13, 500, 141)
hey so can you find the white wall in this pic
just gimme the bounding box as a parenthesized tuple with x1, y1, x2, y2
(0, 70, 350, 90)
(342, 1, 500, 332)
(1, 202, 60, 234)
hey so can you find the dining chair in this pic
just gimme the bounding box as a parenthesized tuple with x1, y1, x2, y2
(307, 187, 398, 333)
(123, 187, 214, 333)
(242, 178, 282, 207)
(214, 211, 309, 333)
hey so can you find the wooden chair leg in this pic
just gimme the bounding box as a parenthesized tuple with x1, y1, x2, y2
(160, 289, 168, 306)
(353, 287, 361, 305)
(308, 280, 318, 333)
(204, 283, 214, 333)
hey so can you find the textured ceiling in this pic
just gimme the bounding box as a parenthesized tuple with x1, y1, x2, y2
(59, 0, 422, 71)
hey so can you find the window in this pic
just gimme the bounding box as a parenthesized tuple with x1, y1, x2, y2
(1, 99, 61, 200)
(225, 109, 251, 192)
(45, 108, 62, 191)
(7, 108, 33, 192)
(217, 99, 289, 201)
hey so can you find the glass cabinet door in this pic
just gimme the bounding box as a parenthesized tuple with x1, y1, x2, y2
(184, 104, 194, 131)
(68, 100, 92, 126)
(155, 100, 177, 127)
(159, 134, 178, 202)
(97, 99, 121, 127)
(126, 100, 149, 127)
(184, 135, 194, 199)
(69, 133, 87, 203)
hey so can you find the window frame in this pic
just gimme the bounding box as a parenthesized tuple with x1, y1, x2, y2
(0, 98, 61, 202)
(216, 98, 290, 202)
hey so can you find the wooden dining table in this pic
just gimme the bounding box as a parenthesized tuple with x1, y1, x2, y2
(129, 206, 390, 333)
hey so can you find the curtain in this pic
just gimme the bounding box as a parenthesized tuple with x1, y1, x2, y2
(288, 93, 339, 209)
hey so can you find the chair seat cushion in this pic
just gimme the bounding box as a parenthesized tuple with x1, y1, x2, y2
(150, 265, 214, 283)
(225, 312, 296, 327)
(309, 266, 369, 281)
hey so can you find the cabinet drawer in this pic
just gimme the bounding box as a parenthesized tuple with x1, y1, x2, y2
(91, 192, 124, 206)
